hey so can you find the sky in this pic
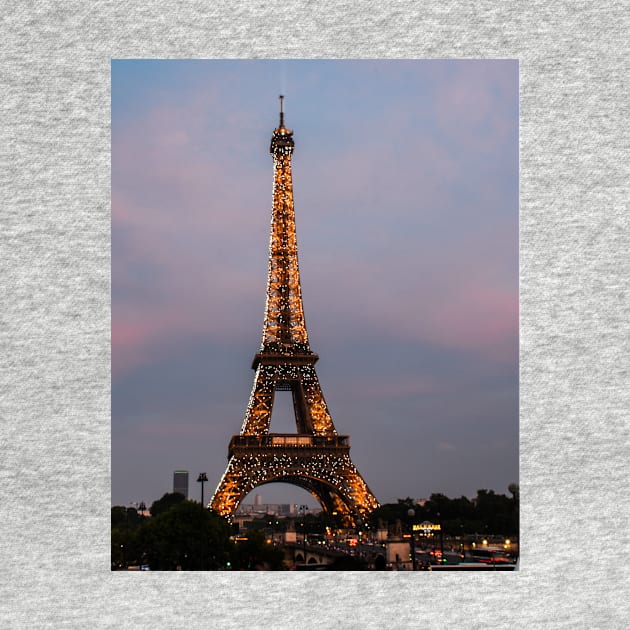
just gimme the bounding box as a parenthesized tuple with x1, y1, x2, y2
(112, 59, 518, 510)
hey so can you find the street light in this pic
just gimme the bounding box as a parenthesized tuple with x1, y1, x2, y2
(197, 473, 208, 506)
(437, 512, 444, 563)
(299, 505, 308, 555)
(407, 508, 416, 571)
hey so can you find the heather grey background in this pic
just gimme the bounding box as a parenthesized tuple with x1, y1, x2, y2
(1, 2, 629, 629)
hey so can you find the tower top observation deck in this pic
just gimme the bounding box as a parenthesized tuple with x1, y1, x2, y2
(270, 95, 294, 156)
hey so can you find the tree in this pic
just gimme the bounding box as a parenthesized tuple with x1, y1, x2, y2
(111, 506, 148, 569)
(149, 492, 186, 517)
(111, 506, 145, 530)
(473, 489, 517, 536)
(112, 526, 143, 570)
(367, 488, 519, 537)
(368, 499, 418, 529)
(230, 529, 285, 570)
(140, 501, 232, 570)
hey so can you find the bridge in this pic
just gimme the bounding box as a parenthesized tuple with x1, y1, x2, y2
(282, 542, 354, 567)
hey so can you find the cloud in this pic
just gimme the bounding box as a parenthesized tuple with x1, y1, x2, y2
(437, 441, 457, 452)
(433, 61, 518, 155)
(298, 247, 517, 366)
(112, 61, 518, 382)
(111, 98, 274, 378)
(341, 377, 437, 401)
(111, 60, 518, 506)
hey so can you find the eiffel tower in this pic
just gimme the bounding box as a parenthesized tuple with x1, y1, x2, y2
(210, 97, 379, 526)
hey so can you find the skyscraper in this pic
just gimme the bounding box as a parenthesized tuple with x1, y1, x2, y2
(173, 470, 189, 498)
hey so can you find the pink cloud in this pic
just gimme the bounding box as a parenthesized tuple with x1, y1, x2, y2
(111, 313, 178, 378)
(113, 71, 517, 382)
(112, 99, 274, 379)
(422, 284, 518, 361)
(304, 252, 517, 363)
(433, 65, 517, 155)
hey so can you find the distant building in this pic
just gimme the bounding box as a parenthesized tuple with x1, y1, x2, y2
(173, 470, 189, 498)
(235, 501, 317, 517)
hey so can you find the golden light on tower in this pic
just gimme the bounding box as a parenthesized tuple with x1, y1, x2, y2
(210, 98, 379, 524)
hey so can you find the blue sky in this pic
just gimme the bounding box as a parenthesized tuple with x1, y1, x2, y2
(112, 59, 518, 508)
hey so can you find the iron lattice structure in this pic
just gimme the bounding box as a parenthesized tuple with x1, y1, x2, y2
(211, 99, 379, 525)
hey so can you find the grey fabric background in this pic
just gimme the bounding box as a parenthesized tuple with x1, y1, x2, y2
(1, 1, 628, 628)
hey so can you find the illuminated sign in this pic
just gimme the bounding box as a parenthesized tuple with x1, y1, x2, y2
(414, 521, 441, 531)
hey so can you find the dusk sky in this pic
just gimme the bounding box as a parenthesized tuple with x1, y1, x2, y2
(112, 59, 518, 509)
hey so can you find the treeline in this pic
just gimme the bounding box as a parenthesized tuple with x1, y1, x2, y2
(112, 485, 518, 569)
(240, 487, 519, 537)
(368, 486, 519, 537)
(112, 494, 284, 570)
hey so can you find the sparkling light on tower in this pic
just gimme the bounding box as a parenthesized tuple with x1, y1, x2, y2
(211, 98, 379, 526)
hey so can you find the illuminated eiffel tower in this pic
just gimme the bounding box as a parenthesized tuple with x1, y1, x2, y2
(211, 97, 379, 526)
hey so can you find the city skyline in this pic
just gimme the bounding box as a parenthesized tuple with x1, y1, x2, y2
(112, 59, 519, 509)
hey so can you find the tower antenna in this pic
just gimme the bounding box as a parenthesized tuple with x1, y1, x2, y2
(279, 94, 284, 128)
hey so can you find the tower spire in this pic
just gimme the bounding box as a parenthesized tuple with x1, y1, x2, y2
(279, 94, 284, 128)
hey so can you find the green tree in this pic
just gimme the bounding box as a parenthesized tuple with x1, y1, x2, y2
(149, 492, 186, 517)
(112, 526, 143, 570)
(111, 506, 145, 530)
(472, 489, 517, 536)
(111, 506, 148, 569)
(140, 501, 232, 570)
(368, 498, 418, 529)
(367, 488, 519, 537)
(230, 529, 285, 570)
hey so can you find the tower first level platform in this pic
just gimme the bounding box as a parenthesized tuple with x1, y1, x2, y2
(213, 433, 378, 524)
